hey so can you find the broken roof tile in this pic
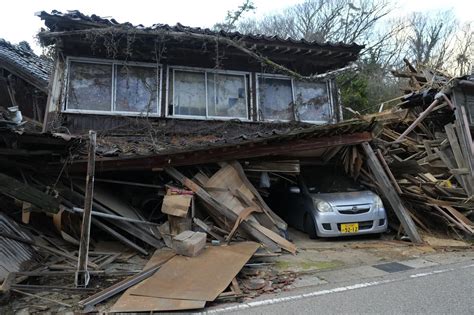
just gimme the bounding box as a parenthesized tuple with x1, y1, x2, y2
(0, 38, 53, 92)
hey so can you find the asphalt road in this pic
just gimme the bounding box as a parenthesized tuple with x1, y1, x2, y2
(206, 260, 474, 315)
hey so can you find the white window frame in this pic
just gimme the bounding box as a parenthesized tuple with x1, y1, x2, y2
(167, 65, 250, 121)
(256, 73, 334, 124)
(64, 56, 162, 117)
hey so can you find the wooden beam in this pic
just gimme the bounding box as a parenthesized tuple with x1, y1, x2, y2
(75, 130, 96, 288)
(74, 131, 372, 173)
(360, 142, 422, 243)
(164, 167, 282, 252)
(0, 173, 60, 213)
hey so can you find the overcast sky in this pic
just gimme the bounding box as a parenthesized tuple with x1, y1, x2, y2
(1, 0, 472, 53)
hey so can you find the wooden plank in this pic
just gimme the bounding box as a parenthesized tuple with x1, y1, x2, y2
(193, 218, 225, 242)
(131, 242, 259, 301)
(248, 222, 296, 254)
(229, 161, 288, 231)
(0, 173, 60, 213)
(441, 206, 474, 233)
(445, 123, 473, 195)
(243, 160, 300, 173)
(376, 149, 402, 194)
(59, 187, 162, 249)
(452, 92, 474, 184)
(76, 130, 96, 287)
(165, 167, 281, 252)
(361, 142, 422, 243)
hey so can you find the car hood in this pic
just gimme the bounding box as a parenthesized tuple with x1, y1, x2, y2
(310, 190, 377, 206)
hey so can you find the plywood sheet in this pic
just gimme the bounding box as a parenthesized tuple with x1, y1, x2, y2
(110, 295, 205, 313)
(131, 242, 260, 301)
(110, 250, 206, 313)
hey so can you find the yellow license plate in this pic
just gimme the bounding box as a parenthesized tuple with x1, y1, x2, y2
(341, 223, 359, 233)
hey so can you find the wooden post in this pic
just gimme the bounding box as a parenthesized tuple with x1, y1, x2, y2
(361, 142, 422, 243)
(394, 98, 441, 143)
(75, 130, 96, 287)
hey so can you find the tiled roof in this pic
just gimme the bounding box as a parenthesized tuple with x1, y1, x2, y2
(37, 10, 363, 52)
(0, 39, 52, 92)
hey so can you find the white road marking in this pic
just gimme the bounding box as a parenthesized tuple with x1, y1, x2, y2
(204, 263, 474, 314)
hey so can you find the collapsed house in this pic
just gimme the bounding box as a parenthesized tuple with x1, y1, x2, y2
(0, 10, 473, 314)
(0, 39, 51, 125)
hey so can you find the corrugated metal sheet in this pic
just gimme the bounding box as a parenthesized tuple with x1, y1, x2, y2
(0, 213, 36, 281)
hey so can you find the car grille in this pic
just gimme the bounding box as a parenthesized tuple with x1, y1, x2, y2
(335, 205, 371, 215)
(337, 220, 373, 231)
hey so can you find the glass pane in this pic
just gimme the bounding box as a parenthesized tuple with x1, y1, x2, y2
(294, 81, 331, 122)
(258, 76, 293, 120)
(173, 70, 206, 116)
(207, 73, 247, 118)
(67, 61, 112, 111)
(115, 65, 158, 113)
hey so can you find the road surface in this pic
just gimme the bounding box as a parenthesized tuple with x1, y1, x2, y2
(205, 259, 474, 315)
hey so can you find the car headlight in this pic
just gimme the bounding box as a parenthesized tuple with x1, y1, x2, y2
(374, 196, 384, 209)
(313, 199, 333, 212)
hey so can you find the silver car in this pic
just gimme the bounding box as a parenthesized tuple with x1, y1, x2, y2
(309, 190, 388, 237)
(276, 167, 388, 238)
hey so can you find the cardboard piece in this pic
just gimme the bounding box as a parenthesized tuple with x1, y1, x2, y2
(161, 194, 192, 217)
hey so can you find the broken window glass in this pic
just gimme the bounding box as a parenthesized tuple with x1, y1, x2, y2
(173, 70, 206, 117)
(258, 76, 293, 121)
(293, 81, 332, 122)
(207, 73, 247, 118)
(115, 65, 158, 113)
(67, 61, 112, 111)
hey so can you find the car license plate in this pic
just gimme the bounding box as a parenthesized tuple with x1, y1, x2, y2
(341, 223, 359, 233)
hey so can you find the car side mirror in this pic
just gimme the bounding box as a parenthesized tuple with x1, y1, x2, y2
(289, 186, 301, 194)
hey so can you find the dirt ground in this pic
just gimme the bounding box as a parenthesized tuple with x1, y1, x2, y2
(267, 228, 470, 274)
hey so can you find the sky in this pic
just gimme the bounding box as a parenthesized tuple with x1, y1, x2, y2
(0, 0, 472, 54)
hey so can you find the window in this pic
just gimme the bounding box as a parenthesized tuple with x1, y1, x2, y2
(67, 61, 112, 111)
(257, 76, 293, 121)
(170, 68, 248, 119)
(257, 74, 332, 123)
(115, 65, 159, 113)
(173, 70, 206, 116)
(294, 81, 332, 122)
(207, 73, 247, 118)
(65, 58, 160, 115)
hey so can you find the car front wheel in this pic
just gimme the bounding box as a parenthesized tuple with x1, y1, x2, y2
(304, 214, 318, 239)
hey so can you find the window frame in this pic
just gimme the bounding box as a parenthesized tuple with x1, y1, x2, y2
(256, 73, 334, 124)
(167, 65, 250, 121)
(255, 73, 295, 122)
(64, 56, 162, 117)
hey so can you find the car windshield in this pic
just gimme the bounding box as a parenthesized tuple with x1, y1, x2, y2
(301, 167, 364, 193)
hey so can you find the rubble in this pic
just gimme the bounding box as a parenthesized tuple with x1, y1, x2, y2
(0, 8, 473, 314)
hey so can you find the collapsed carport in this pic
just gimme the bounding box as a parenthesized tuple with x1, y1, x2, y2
(63, 117, 421, 246)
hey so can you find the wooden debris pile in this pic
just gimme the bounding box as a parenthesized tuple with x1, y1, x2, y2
(0, 154, 296, 313)
(354, 62, 474, 238)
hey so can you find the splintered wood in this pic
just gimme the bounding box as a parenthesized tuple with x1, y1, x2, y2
(359, 62, 474, 238)
(165, 163, 297, 254)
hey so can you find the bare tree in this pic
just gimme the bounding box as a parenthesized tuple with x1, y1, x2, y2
(214, 0, 256, 32)
(450, 22, 473, 75)
(405, 10, 457, 69)
(238, 0, 392, 43)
